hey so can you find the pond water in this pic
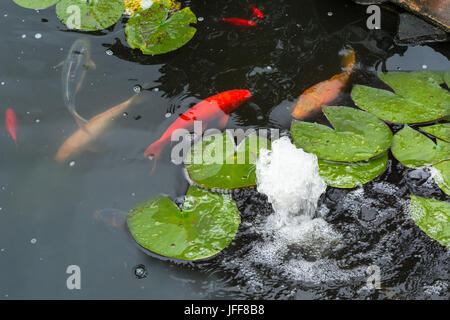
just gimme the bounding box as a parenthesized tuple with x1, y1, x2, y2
(0, 0, 448, 299)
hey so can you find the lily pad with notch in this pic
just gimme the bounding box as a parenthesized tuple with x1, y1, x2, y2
(127, 186, 241, 261)
(351, 71, 450, 124)
(290, 106, 392, 162)
(185, 131, 271, 190)
(13, 0, 60, 9)
(420, 123, 450, 142)
(409, 195, 450, 247)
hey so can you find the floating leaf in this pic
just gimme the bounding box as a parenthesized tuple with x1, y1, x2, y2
(444, 71, 450, 88)
(432, 161, 450, 196)
(125, 1, 197, 55)
(409, 195, 450, 247)
(318, 152, 388, 188)
(352, 71, 450, 124)
(127, 186, 241, 260)
(56, 0, 124, 31)
(290, 106, 392, 162)
(185, 132, 271, 190)
(13, 0, 60, 9)
(391, 125, 450, 168)
(420, 123, 450, 142)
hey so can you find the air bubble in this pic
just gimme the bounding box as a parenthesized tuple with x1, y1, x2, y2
(165, 113, 171, 118)
(133, 264, 148, 279)
(69, 161, 75, 167)
(21, 34, 26, 39)
(105, 49, 113, 56)
(327, 12, 333, 16)
(30, 238, 37, 244)
(34, 33, 42, 39)
(198, 17, 204, 22)
(133, 85, 142, 93)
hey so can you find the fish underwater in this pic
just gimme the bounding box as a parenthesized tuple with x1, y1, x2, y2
(219, 18, 257, 27)
(291, 48, 356, 119)
(144, 89, 252, 165)
(250, 5, 264, 19)
(5, 108, 18, 146)
(55, 94, 139, 162)
(61, 38, 96, 128)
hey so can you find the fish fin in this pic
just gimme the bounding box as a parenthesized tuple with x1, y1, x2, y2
(53, 60, 64, 69)
(339, 48, 355, 73)
(144, 140, 166, 173)
(87, 59, 96, 70)
(217, 114, 229, 130)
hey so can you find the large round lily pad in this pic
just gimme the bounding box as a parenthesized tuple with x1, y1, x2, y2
(185, 132, 271, 190)
(351, 71, 450, 124)
(391, 125, 450, 168)
(56, 0, 124, 31)
(125, 1, 197, 55)
(420, 123, 450, 142)
(318, 152, 388, 189)
(409, 195, 450, 247)
(127, 186, 241, 261)
(290, 106, 392, 162)
(433, 161, 450, 196)
(13, 0, 59, 9)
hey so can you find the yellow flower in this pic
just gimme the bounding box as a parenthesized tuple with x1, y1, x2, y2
(124, 0, 181, 16)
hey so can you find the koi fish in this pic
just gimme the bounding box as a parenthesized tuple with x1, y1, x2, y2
(144, 89, 252, 164)
(55, 95, 138, 162)
(250, 5, 264, 19)
(94, 208, 127, 233)
(5, 108, 18, 146)
(291, 48, 356, 119)
(219, 18, 257, 27)
(61, 39, 96, 128)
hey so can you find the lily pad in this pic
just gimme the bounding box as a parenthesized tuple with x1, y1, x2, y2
(56, 0, 124, 31)
(391, 125, 450, 168)
(409, 195, 450, 247)
(290, 106, 392, 162)
(127, 186, 241, 260)
(125, 1, 197, 55)
(351, 72, 450, 124)
(432, 161, 450, 196)
(185, 132, 271, 190)
(13, 0, 60, 9)
(318, 152, 388, 188)
(420, 123, 450, 142)
(444, 71, 450, 88)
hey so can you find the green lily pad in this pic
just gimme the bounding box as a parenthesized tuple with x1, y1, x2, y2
(432, 161, 450, 196)
(351, 72, 450, 124)
(127, 186, 241, 261)
(391, 125, 450, 168)
(444, 71, 450, 88)
(185, 132, 271, 190)
(420, 123, 450, 142)
(318, 152, 388, 188)
(56, 0, 124, 31)
(125, 1, 197, 55)
(409, 195, 450, 247)
(290, 106, 392, 162)
(13, 0, 60, 9)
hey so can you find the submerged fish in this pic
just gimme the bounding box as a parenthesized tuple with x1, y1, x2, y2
(93, 208, 127, 233)
(55, 95, 138, 162)
(219, 18, 257, 27)
(250, 5, 264, 19)
(61, 38, 96, 127)
(144, 89, 252, 164)
(5, 108, 18, 146)
(291, 48, 356, 119)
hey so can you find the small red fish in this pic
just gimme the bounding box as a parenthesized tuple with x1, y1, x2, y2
(144, 89, 252, 166)
(250, 5, 264, 19)
(5, 108, 18, 146)
(219, 18, 257, 27)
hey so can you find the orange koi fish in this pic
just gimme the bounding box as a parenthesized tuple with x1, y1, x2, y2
(144, 90, 252, 162)
(5, 108, 18, 146)
(291, 48, 356, 119)
(250, 5, 264, 19)
(55, 95, 138, 162)
(219, 18, 257, 27)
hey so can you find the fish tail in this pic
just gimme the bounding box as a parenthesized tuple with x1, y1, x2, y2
(144, 139, 166, 173)
(339, 48, 355, 73)
(68, 103, 89, 128)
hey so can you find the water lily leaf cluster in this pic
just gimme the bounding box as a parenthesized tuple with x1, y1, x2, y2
(351, 71, 450, 123)
(185, 132, 271, 190)
(291, 106, 392, 188)
(14, 0, 197, 55)
(127, 186, 241, 260)
(409, 195, 450, 247)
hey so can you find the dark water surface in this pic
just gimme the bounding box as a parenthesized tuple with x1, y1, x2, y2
(0, 0, 448, 299)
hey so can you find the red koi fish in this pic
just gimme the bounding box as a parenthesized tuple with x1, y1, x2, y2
(291, 48, 356, 119)
(5, 108, 18, 146)
(219, 18, 257, 27)
(250, 5, 264, 19)
(144, 89, 252, 163)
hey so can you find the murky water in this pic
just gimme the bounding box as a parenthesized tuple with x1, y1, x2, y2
(0, 0, 448, 299)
